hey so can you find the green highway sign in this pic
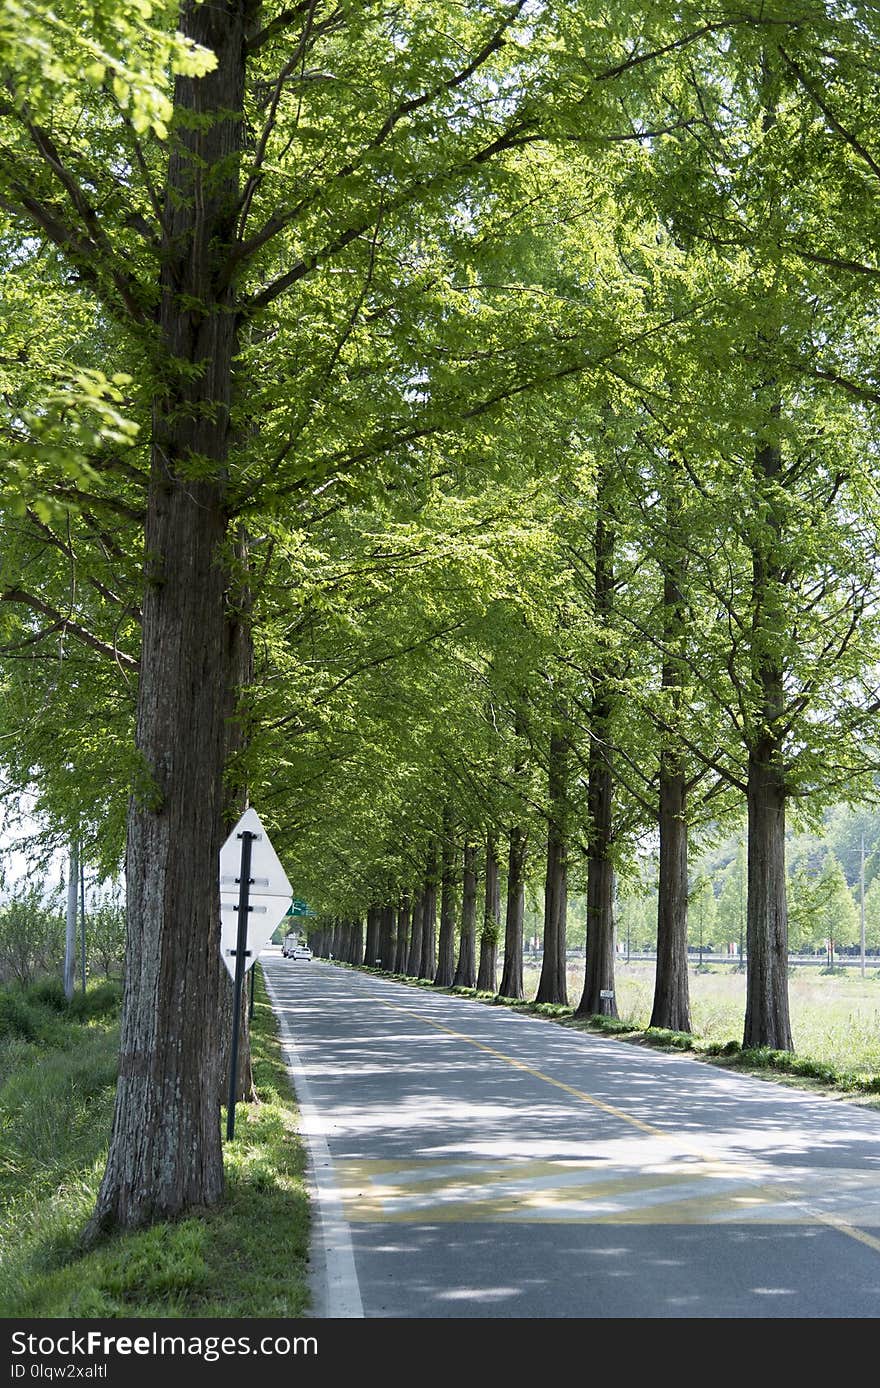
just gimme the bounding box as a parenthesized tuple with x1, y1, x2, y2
(286, 899, 316, 918)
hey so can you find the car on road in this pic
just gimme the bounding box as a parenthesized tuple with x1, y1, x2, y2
(282, 933, 313, 960)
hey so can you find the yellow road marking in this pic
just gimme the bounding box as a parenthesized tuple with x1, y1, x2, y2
(797, 1205, 880, 1254)
(376, 997, 666, 1138)
(372, 993, 880, 1255)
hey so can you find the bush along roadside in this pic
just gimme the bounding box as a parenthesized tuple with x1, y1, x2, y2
(0, 970, 311, 1318)
(335, 961, 880, 1100)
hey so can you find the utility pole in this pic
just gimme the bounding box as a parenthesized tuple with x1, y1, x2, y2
(860, 832, 866, 980)
(80, 857, 87, 993)
(63, 840, 78, 1002)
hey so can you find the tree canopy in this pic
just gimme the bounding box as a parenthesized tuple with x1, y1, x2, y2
(2, 0, 880, 1230)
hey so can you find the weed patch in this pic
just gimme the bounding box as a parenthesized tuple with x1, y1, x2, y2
(0, 972, 310, 1318)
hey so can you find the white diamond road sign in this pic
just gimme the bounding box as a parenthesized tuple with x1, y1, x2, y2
(219, 807, 292, 979)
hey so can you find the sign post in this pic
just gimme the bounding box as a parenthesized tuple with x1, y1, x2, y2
(227, 829, 255, 1141)
(220, 807, 293, 1140)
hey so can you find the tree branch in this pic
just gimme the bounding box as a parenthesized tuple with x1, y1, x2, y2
(0, 588, 139, 670)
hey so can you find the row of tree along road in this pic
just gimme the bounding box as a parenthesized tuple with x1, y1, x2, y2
(3, 2, 880, 1235)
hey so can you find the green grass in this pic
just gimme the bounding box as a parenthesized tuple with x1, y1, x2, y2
(0, 971, 310, 1318)
(517, 959, 880, 1081)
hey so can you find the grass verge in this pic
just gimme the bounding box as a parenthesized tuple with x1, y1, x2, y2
(0, 970, 310, 1318)
(342, 961, 880, 1106)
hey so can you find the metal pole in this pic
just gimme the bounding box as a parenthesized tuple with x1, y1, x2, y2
(860, 832, 866, 980)
(227, 829, 254, 1141)
(80, 855, 87, 994)
(249, 963, 255, 1021)
(64, 840, 78, 1002)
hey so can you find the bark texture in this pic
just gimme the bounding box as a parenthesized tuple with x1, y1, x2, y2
(364, 905, 381, 966)
(434, 828, 457, 987)
(378, 904, 395, 969)
(578, 704, 616, 1017)
(743, 431, 793, 1051)
(419, 845, 438, 979)
(89, 0, 248, 1235)
(577, 490, 616, 1019)
(476, 831, 500, 993)
(348, 918, 364, 965)
(453, 839, 478, 988)
(744, 747, 792, 1049)
(406, 893, 424, 977)
(650, 473, 692, 1033)
(650, 766, 691, 1031)
(499, 826, 526, 1000)
(394, 901, 410, 973)
(536, 729, 568, 1005)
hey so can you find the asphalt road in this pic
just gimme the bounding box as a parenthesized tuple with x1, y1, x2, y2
(262, 956, 880, 1319)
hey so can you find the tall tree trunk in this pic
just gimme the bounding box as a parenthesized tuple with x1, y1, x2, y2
(88, 0, 247, 1236)
(650, 765, 691, 1030)
(742, 89, 792, 1049)
(536, 729, 568, 1005)
(578, 482, 616, 1018)
(743, 422, 793, 1050)
(650, 477, 692, 1033)
(434, 822, 457, 987)
(453, 839, 478, 988)
(348, 918, 364, 965)
(476, 831, 500, 992)
(378, 904, 395, 969)
(419, 844, 438, 979)
(578, 698, 617, 1017)
(394, 900, 410, 973)
(364, 905, 381, 966)
(406, 892, 424, 977)
(745, 748, 791, 1048)
(499, 826, 526, 1000)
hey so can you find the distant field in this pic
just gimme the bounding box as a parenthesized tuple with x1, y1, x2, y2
(521, 959, 880, 1075)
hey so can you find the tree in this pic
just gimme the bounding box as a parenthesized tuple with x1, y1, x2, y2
(641, 30, 880, 1048)
(789, 849, 858, 962)
(616, 869, 658, 956)
(476, 831, 501, 992)
(6, 0, 880, 1231)
(687, 872, 717, 966)
(715, 839, 747, 961)
(0, 884, 65, 986)
(86, 889, 127, 978)
(861, 877, 880, 953)
(0, 0, 564, 1232)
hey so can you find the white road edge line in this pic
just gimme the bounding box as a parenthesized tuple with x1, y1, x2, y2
(263, 962, 364, 1319)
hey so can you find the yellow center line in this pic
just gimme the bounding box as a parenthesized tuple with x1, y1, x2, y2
(376, 996, 666, 1137)
(373, 992, 880, 1256)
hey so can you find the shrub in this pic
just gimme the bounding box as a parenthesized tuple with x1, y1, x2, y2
(28, 978, 68, 1012)
(68, 981, 122, 1021)
(0, 989, 42, 1041)
(644, 1027, 694, 1049)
